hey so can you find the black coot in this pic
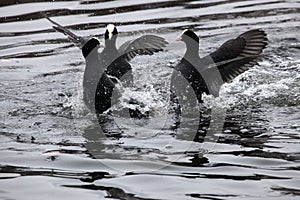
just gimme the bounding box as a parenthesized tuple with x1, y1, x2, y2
(47, 18, 168, 117)
(171, 29, 267, 107)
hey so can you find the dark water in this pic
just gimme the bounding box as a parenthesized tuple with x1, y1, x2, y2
(0, 0, 300, 199)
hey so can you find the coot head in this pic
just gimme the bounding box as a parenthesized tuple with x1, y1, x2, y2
(104, 24, 118, 41)
(82, 37, 101, 58)
(176, 29, 199, 44)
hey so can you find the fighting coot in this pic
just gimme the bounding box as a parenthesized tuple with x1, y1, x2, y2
(47, 18, 168, 115)
(171, 29, 267, 106)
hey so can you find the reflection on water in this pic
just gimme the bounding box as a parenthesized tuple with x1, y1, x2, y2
(0, 0, 300, 199)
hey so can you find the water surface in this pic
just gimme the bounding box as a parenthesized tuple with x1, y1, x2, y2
(0, 0, 299, 199)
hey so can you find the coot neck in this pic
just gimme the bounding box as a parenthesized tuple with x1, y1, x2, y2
(183, 41, 200, 63)
(105, 37, 118, 52)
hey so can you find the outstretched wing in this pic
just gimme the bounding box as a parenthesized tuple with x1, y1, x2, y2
(46, 17, 86, 48)
(118, 35, 168, 61)
(202, 29, 267, 83)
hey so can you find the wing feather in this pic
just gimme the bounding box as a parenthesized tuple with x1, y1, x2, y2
(46, 17, 86, 48)
(118, 35, 168, 61)
(201, 29, 267, 89)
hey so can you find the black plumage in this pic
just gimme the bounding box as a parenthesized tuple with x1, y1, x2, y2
(81, 37, 117, 114)
(171, 29, 268, 105)
(47, 18, 168, 115)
